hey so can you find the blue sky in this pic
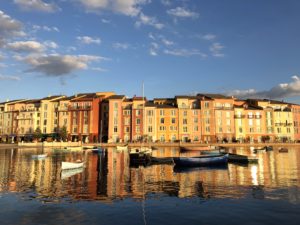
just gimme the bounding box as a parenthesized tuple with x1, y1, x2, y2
(1, 0, 300, 102)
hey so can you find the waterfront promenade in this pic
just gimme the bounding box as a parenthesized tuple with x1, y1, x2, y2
(1, 142, 300, 149)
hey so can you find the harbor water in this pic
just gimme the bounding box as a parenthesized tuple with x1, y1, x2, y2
(0, 146, 300, 225)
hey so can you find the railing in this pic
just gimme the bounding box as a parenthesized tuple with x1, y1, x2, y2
(275, 122, 293, 126)
(68, 105, 92, 110)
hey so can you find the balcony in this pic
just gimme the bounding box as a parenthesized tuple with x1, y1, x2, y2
(68, 105, 92, 111)
(215, 106, 233, 110)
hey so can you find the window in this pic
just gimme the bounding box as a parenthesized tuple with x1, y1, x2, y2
(183, 111, 187, 116)
(43, 120, 47, 126)
(136, 110, 141, 116)
(172, 118, 176, 124)
(44, 104, 48, 110)
(183, 126, 188, 132)
(204, 102, 209, 108)
(171, 110, 176, 116)
(183, 119, 187, 124)
(147, 110, 153, 116)
(160, 118, 165, 124)
(249, 127, 254, 133)
(193, 110, 198, 116)
(205, 126, 210, 132)
(218, 127, 223, 132)
(160, 110, 164, 116)
(148, 126, 153, 132)
(44, 112, 47, 118)
(194, 126, 198, 132)
(239, 127, 243, 133)
(126, 127, 130, 133)
(114, 126, 118, 133)
(136, 118, 141, 124)
(148, 117, 153, 124)
(159, 126, 166, 131)
(114, 102, 118, 108)
(136, 126, 140, 133)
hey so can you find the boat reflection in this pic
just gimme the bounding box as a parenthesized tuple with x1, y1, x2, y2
(0, 146, 299, 203)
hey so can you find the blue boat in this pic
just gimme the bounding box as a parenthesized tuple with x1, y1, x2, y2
(92, 148, 105, 153)
(173, 154, 228, 167)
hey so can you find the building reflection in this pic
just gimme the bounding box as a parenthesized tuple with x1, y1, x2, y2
(0, 147, 300, 203)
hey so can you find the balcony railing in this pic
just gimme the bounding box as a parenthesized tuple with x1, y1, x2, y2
(275, 122, 293, 126)
(68, 105, 92, 111)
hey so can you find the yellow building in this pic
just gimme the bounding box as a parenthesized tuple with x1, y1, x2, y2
(176, 96, 201, 142)
(250, 99, 294, 142)
(39, 96, 66, 135)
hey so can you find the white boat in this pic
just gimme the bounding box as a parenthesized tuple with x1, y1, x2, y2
(64, 146, 83, 151)
(61, 167, 84, 179)
(116, 145, 128, 151)
(61, 161, 84, 170)
(32, 154, 47, 159)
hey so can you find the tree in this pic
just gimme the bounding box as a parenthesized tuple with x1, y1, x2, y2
(33, 127, 43, 141)
(58, 126, 67, 141)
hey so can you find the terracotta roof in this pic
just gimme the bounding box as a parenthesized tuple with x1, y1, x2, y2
(197, 93, 233, 99)
(107, 95, 125, 100)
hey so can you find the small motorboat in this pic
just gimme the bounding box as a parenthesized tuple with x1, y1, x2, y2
(129, 147, 152, 165)
(32, 154, 48, 159)
(91, 147, 105, 153)
(61, 167, 84, 179)
(116, 145, 128, 152)
(278, 147, 288, 153)
(61, 161, 84, 170)
(173, 154, 228, 167)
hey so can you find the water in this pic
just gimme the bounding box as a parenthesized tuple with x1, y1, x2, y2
(0, 146, 300, 225)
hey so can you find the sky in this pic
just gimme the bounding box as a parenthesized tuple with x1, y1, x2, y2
(1, 0, 300, 103)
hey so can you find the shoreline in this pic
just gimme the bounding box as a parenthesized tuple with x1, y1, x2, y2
(1, 142, 300, 149)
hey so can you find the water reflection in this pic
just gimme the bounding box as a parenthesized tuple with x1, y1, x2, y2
(0, 147, 300, 203)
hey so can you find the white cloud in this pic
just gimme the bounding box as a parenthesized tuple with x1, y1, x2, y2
(202, 34, 216, 41)
(14, 0, 59, 13)
(161, 38, 174, 46)
(0, 74, 20, 81)
(209, 42, 224, 57)
(91, 67, 108, 72)
(17, 54, 107, 77)
(32, 25, 59, 32)
(167, 7, 199, 19)
(161, 0, 171, 6)
(113, 42, 129, 50)
(6, 41, 44, 53)
(101, 18, 111, 23)
(164, 48, 207, 58)
(226, 76, 300, 100)
(0, 10, 24, 41)
(77, 36, 101, 45)
(135, 13, 164, 29)
(149, 42, 159, 56)
(78, 0, 150, 16)
(43, 41, 58, 49)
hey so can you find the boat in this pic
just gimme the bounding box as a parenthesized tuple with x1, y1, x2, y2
(227, 153, 258, 164)
(116, 145, 128, 151)
(61, 167, 84, 179)
(278, 147, 288, 153)
(173, 154, 228, 167)
(200, 151, 258, 164)
(64, 146, 83, 151)
(61, 161, 84, 170)
(253, 146, 273, 153)
(129, 147, 152, 165)
(31, 154, 47, 159)
(92, 147, 105, 153)
(265, 146, 273, 151)
(83, 145, 97, 150)
(200, 149, 227, 155)
(149, 157, 174, 165)
(173, 164, 228, 173)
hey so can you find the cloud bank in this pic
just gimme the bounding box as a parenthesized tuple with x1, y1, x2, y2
(226, 76, 300, 99)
